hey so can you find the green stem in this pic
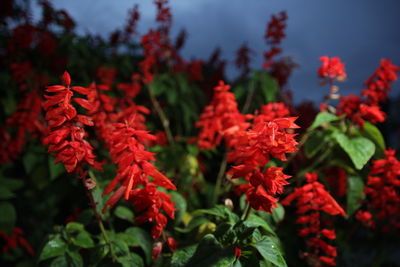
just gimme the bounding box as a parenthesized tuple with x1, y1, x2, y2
(147, 84, 175, 145)
(86, 171, 117, 262)
(241, 80, 255, 114)
(211, 155, 228, 206)
(241, 203, 252, 221)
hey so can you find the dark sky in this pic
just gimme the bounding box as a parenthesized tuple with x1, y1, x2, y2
(32, 0, 400, 104)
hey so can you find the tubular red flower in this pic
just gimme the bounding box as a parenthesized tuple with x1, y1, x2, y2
(318, 56, 346, 81)
(196, 80, 251, 150)
(0, 227, 35, 256)
(363, 149, 400, 230)
(43, 71, 100, 174)
(282, 172, 345, 266)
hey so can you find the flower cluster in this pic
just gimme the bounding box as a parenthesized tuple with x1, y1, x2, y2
(318, 56, 346, 82)
(282, 173, 346, 266)
(0, 227, 34, 256)
(102, 115, 176, 239)
(337, 59, 399, 127)
(363, 149, 400, 230)
(42, 72, 100, 174)
(196, 81, 251, 150)
(228, 117, 299, 213)
(324, 167, 347, 198)
(263, 11, 287, 69)
(254, 102, 291, 124)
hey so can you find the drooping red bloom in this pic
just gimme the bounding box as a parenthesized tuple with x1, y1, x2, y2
(0, 227, 35, 256)
(102, 115, 176, 239)
(282, 173, 345, 266)
(117, 73, 142, 98)
(229, 118, 299, 213)
(364, 149, 400, 230)
(42, 71, 100, 174)
(318, 56, 346, 81)
(196, 81, 251, 150)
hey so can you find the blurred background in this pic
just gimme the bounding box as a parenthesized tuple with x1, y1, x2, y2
(31, 0, 400, 103)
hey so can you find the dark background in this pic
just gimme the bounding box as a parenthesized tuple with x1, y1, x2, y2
(31, 0, 400, 103)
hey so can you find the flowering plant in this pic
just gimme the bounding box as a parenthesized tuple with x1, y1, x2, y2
(1, 1, 399, 266)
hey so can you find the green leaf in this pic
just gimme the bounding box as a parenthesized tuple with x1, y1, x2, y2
(171, 191, 187, 225)
(0, 187, 14, 200)
(334, 133, 375, 170)
(39, 236, 67, 261)
(304, 130, 332, 158)
(358, 122, 385, 156)
(66, 250, 84, 267)
(124, 227, 152, 264)
(186, 234, 236, 267)
(0, 177, 24, 191)
(272, 203, 285, 224)
(0, 201, 16, 234)
(214, 223, 236, 245)
(50, 256, 68, 267)
(48, 156, 65, 180)
(73, 231, 95, 248)
(117, 253, 144, 267)
(170, 244, 198, 267)
(246, 214, 275, 235)
(233, 221, 258, 240)
(258, 71, 278, 103)
(252, 237, 287, 267)
(175, 216, 210, 233)
(66, 222, 84, 233)
(309, 112, 339, 131)
(193, 205, 239, 224)
(114, 206, 134, 223)
(347, 176, 365, 217)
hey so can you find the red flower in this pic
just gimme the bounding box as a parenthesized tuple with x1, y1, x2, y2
(364, 149, 400, 230)
(282, 173, 345, 266)
(324, 167, 347, 198)
(196, 81, 251, 150)
(229, 118, 299, 213)
(167, 237, 178, 252)
(0, 227, 35, 256)
(254, 102, 291, 124)
(235, 43, 253, 75)
(362, 59, 399, 105)
(355, 211, 374, 228)
(43, 71, 100, 174)
(102, 115, 176, 239)
(318, 56, 346, 81)
(263, 11, 287, 69)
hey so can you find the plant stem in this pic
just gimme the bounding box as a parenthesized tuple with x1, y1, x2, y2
(241, 203, 252, 221)
(147, 84, 175, 145)
(85, 171, 117, 262)
(211, 154, 228, 206)
(241, 80, 255, 114)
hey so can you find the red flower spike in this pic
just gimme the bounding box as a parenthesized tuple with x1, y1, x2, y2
(228, 117, 299, 213)
(363, 149, 400, 230)
(282, 172, 345, 266)
(101, 114, 176, 239)
(196, 80, 251, 150)
(43, 71, 100, 175)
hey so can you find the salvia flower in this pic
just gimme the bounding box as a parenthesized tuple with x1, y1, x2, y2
(42, 71, 100, 173)
(196, 80, 251, 150)
(282, 173, 345, 266)
(363, 149, 400, 230)
(228, 117, 299, 213)
(102, 115, 176, 239)
(318, 56, 346, 81)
